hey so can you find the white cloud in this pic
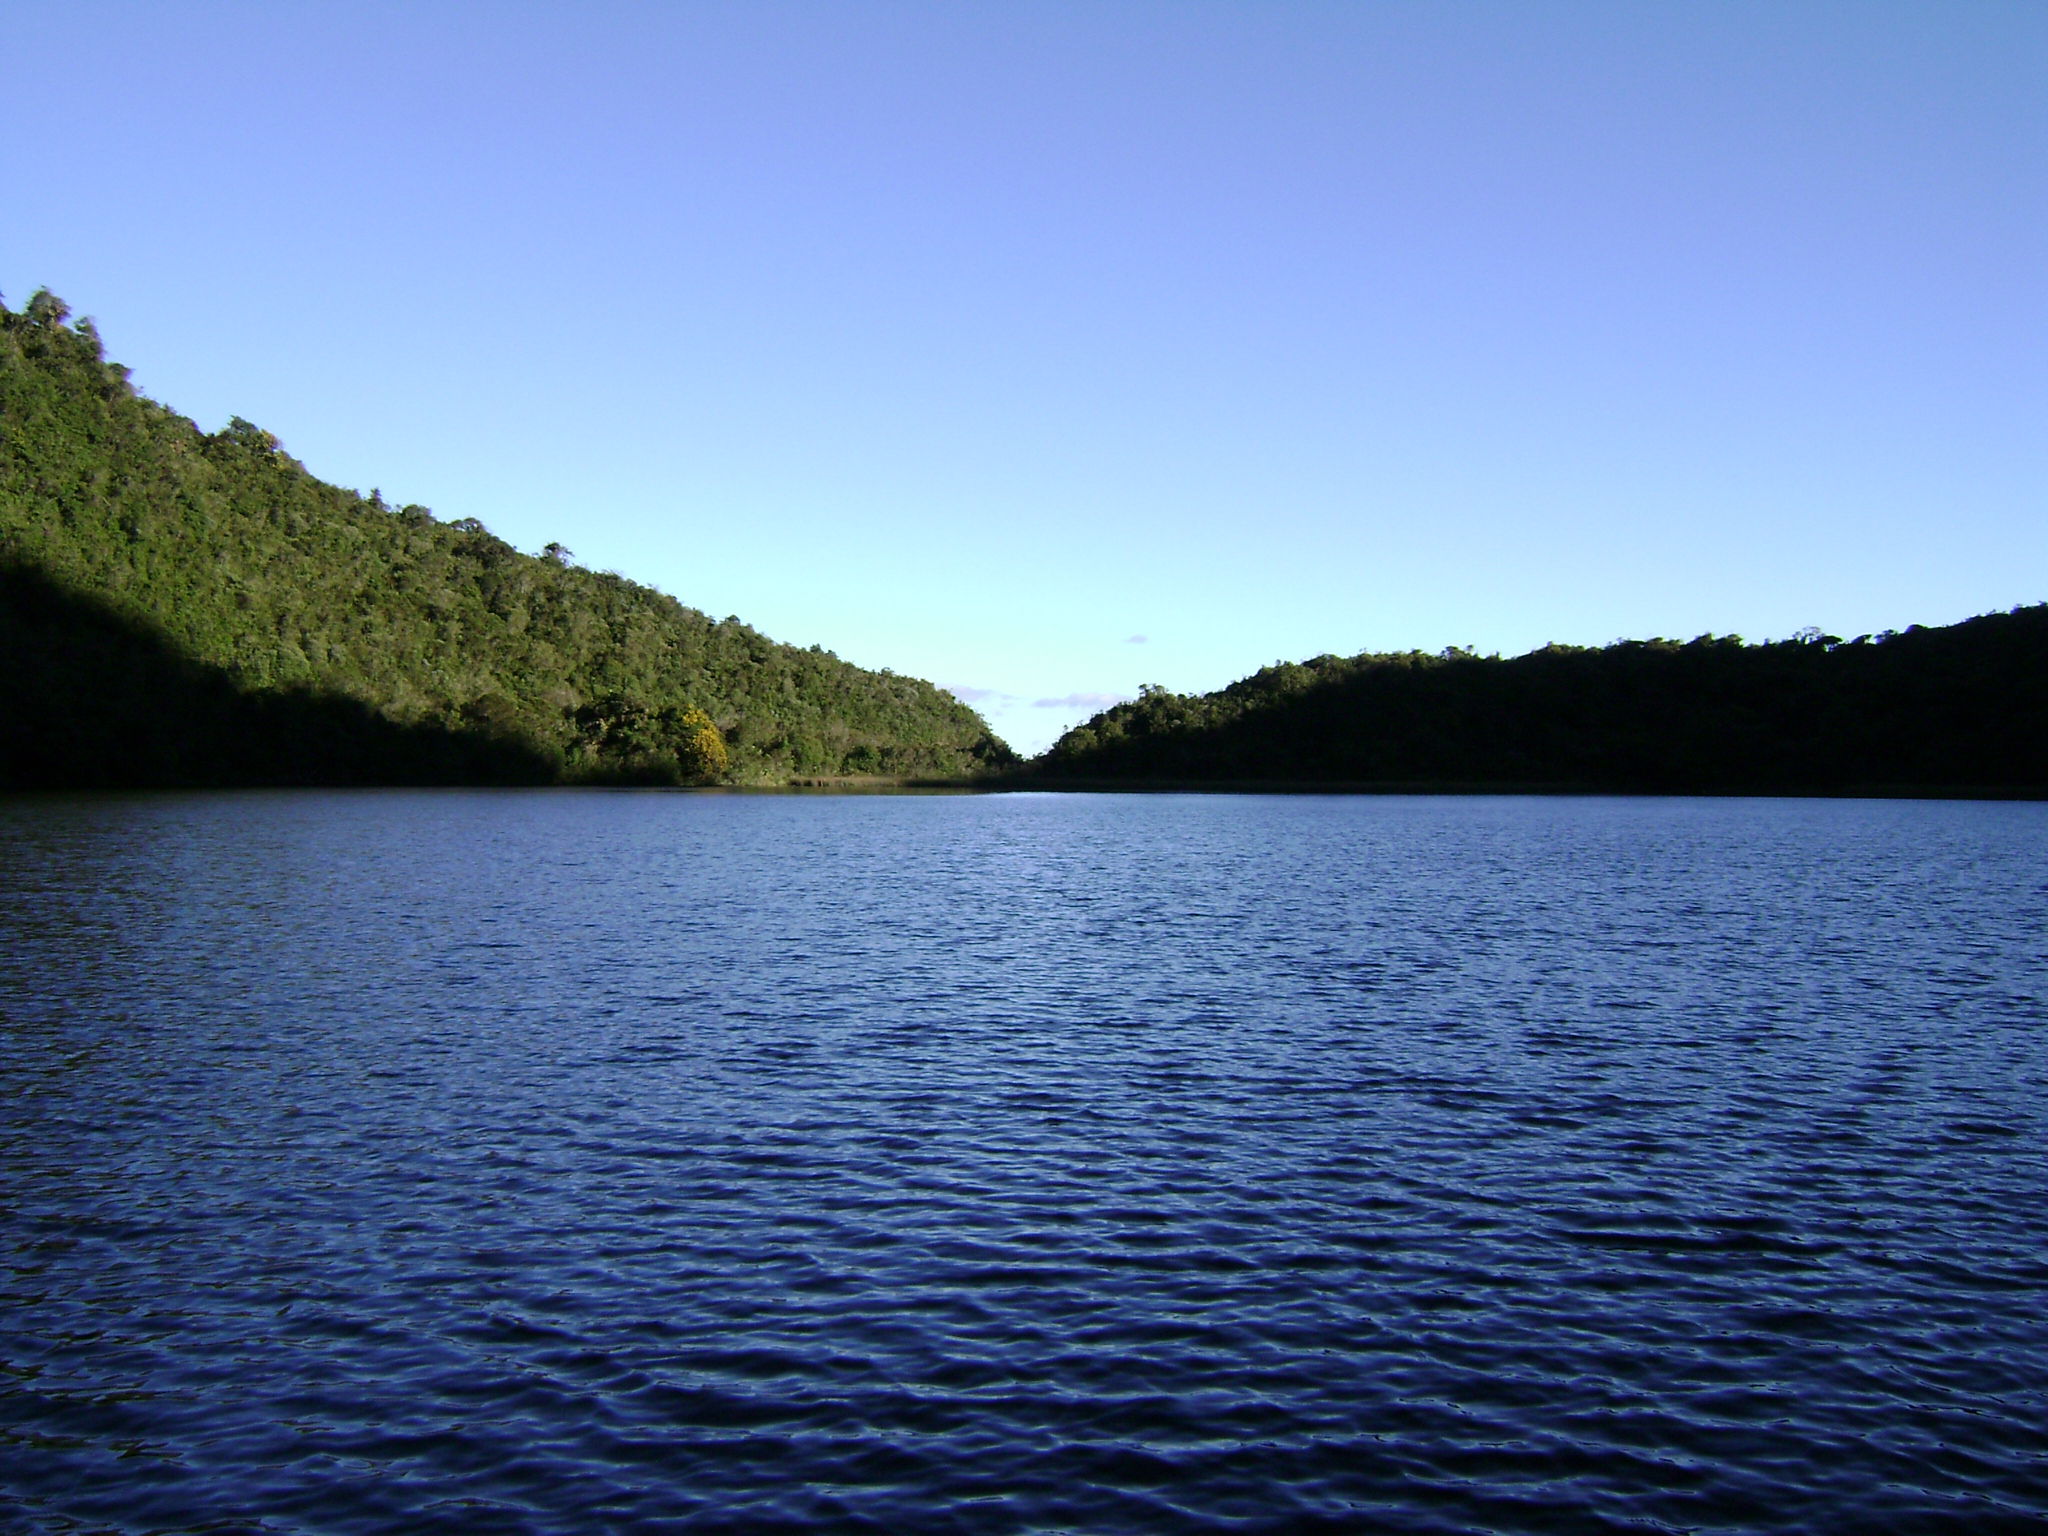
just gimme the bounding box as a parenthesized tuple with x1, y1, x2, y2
(1032, 692, 1128, 710)
(943, 683, 1016, 705)
(1124, 634, 1148, 644)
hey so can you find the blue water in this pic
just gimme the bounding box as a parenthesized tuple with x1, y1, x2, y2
(2, 790, 2045, 1533)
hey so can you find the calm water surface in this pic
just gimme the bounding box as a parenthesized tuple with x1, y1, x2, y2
(1, 791, 2044, 1533)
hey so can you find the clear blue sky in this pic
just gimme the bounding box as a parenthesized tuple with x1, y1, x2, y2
(5, 1, 2042, 754)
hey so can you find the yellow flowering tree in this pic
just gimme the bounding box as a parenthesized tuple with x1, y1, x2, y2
(673, 706, 730, 784)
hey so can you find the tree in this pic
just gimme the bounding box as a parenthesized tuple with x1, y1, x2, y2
(672, 706, 729, 783)
(24, 289, 70, 326)
(0, 291, 1016, 787)
(216, 416, 282, 453)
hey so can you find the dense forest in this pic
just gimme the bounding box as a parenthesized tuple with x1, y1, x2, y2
(7, 290, 2037, 799)
(0, 291, 1013, 789)
(1035, 608, 2048, 794)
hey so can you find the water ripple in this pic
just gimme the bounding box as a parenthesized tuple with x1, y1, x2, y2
(2, 791, 2046, 1532)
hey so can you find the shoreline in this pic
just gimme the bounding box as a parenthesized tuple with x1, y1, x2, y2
(4, 775, 2043, 801)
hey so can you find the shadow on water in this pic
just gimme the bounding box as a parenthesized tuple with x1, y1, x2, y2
(0, 561, 558, 789)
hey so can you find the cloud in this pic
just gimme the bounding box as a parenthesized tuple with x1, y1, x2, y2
(1124, 634, 1148, 644)
(1032, 692, 1128, 710)
(943, 683, 1016, 705)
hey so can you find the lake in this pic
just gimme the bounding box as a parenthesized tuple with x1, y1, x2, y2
(2, 790, 2044, 1533)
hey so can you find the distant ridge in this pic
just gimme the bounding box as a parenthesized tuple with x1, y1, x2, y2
(0, 291, 1014, 789)
(1032, 609, 2048, 795)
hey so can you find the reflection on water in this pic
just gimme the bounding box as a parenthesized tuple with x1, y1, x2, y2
(3, 790, 2045, 1533)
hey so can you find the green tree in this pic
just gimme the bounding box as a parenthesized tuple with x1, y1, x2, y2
(0, 291, 1015, 788)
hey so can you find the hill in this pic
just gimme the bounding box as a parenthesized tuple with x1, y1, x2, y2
(0, 291, 1013, 789)
(1034, 609, 2048, 794)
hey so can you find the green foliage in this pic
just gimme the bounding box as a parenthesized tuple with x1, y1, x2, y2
(0, 293, 1016, 787)
(1037, 616, 2048, 793)
(0, 561, 557, 789)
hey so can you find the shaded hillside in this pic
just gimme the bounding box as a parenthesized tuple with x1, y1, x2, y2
(0, 562, 556, 788)
(1036, 609, 2048, 794)
(0, 290, 1012, 788)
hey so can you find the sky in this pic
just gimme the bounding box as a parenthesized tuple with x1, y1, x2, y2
(4, 1, 2042, 755)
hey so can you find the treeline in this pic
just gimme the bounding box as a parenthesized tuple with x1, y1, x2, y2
(1035, 611, 2048, 794)
(0, 291, 1013, 789)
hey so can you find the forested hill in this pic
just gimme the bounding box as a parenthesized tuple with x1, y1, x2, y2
(1036, 608, 2048, 794)
(0, 291, 1013, 788)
